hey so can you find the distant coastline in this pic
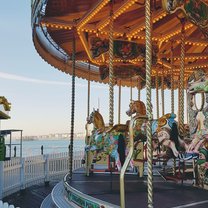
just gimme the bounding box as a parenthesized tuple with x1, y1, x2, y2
(10, 132, 85, 141)
(21, 137, 84, 141)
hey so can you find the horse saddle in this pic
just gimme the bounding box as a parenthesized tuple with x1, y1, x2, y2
(105, 124, 128, 133)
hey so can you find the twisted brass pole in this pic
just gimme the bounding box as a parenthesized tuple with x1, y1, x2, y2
(109, 4, 114, 126)
(156, 72, 159, 119)
(69, 29, 76, 179)
(145, 0, 153, 207)
(179, 20, 185, 136)
(178, 84, 181, 124)
(161, 68, 164, 116)
(86, 62, 91, 176)
(118, 80, 121, 124)
(170, 42, 176, 175)
(87, 62, 91, 117)
(170, 42, 174, 114)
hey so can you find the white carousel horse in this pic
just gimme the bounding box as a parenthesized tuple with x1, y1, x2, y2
(187, 71, 208, 188)
(184, 71, 208, 157)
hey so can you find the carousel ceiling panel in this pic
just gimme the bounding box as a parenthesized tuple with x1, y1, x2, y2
(45, 0, 98, 17)
(32, 0, 208, 88)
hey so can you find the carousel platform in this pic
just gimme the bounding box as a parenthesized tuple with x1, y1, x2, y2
(63, 166, 208, 208)
(3, 165, 208, 208)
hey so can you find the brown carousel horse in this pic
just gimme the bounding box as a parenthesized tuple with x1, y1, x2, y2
(126, 100, 184, 159)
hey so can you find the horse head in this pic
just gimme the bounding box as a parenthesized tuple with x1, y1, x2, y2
(126, 100, 146, 117)
(87, 109, 105, 131)
(87, 110, 95, 124)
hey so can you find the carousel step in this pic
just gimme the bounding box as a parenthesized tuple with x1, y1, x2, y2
(40, 193, 57, 208)
(51, 182, 70, 208)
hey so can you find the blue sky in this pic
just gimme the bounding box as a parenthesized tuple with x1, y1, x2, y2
(0, 1, 186, 136)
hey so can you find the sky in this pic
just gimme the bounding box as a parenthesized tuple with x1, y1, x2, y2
(0, 1, 186, 136)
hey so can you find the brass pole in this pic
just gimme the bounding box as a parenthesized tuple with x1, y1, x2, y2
(145, 0, 154, 206)
(156, 72, 159, 119)
(161, 68, 164, 116)
(179, 20, 185, 136)
(118, 80, 121, 124)
(170, 42, 174, 114)
(86, 62, 91, 176)
(178, 83, 181, 123)
(109, 3, 114, 126)
(170, 43, 176, 175)
(87, 62, 91, 117)
(120, 115, 148, 208)
(69, 28, 76, 179)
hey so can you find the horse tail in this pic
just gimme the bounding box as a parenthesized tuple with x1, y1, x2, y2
(170, 122, 180, 151)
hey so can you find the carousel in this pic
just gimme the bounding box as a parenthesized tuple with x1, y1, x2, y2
(31, 0, 208, 207)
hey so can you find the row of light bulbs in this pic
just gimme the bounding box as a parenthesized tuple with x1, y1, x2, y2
(77, 0, 109, 31)
(40, 0, 208, 72)
(41, 21, 208, 48)
(160, 24, 193, 42)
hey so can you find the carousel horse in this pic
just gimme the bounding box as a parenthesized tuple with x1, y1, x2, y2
(182, 71, 208, 159)
(126, 100, 184, 159)
(84, 109, 128, 170)
(187, 70, 208, 188)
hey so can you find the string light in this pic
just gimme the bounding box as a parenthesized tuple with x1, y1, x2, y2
(77, 0, 110, 31)
(127, 12, 166, 39)
(98, 0, 137, 31)
(41, 22, 72, 30)
(159, 23, 193, 43)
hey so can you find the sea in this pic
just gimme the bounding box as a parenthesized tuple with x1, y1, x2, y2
(5, 138, 85, 158)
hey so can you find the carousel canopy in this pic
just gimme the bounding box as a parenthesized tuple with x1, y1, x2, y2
(31, 0, 208, 88)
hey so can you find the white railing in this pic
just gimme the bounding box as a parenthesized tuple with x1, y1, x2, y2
(0, 151, 84, 199)
(0, 200, 17, 208)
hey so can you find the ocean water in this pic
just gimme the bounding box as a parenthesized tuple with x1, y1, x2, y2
(5, 138, 85, 157)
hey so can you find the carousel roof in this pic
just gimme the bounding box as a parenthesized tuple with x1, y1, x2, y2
(31, 0, 208, 88)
